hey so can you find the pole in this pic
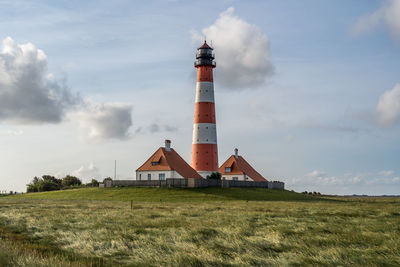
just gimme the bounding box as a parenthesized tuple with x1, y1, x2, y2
(114, 160, 116, 180)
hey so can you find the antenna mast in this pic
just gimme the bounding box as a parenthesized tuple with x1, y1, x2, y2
(114, 160, 116, 180)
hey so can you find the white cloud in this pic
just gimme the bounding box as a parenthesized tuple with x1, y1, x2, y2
(288, 171, 400, 191)
(192, 7, 273, 89)
(288, 170, 364, 187)
(378, 170, 395, 176)
(71, 163, 102, 182)
(376, 84, 400, 126)
(0, 129, 23, 136)
(0, 37, 135, 141)
(351, 0, 400, 38)
(148, 122, 178, 133)
(77, 102, 133, 141)
(305, 170, 327, 178)
(366, 176, 400, 185)
(0, 37, 80, 124)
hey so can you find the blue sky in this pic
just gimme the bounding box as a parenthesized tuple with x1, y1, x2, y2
(0, 0, 399, 195)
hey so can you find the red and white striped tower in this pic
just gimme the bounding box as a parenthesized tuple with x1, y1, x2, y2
(191, 41, 218, 178)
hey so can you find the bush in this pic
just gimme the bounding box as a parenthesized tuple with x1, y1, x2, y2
(27, 175, 62, 192)
(207, 172, 221, 180)
(86, 179, 99, 187)
(42, 175, 62, 186)
(61, 175, 82, 187)
(37, 180, 61, 192)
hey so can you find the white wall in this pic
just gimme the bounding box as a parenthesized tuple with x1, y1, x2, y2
(221, 174, 253, 181)
(136, 170, 183, 181)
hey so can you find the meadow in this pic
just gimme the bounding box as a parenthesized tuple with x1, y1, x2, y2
(0, 188, 399, 266)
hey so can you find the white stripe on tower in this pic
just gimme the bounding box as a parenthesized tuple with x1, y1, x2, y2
(192, 123, 217, 144)
(195, 82, 214, 103)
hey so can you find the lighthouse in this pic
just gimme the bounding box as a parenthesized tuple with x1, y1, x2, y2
(191, 41, 218, 178)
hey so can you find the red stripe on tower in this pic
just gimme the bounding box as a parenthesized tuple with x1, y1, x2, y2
(191, 41, 218, 178)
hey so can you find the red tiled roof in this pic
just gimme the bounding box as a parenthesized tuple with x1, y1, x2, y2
(219, 155, 267, 182)
(137, 148, 202, 179)
(199, 41, 212, 49)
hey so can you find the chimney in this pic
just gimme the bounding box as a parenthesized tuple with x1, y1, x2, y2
(234, 148, 238, 158)
(165, 139, 171, 151)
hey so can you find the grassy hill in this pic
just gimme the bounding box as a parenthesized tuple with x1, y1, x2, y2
(5, 187, 317, 202)
(2, 188, 399, 266)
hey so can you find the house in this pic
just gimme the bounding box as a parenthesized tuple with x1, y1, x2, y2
(219, 148, 268, 182)
(136, 140, 203, 181)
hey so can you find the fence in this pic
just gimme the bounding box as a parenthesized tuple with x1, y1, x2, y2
(104, 178, 284, 190)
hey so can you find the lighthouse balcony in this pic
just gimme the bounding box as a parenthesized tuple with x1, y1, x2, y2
(194, 60, 216, 67)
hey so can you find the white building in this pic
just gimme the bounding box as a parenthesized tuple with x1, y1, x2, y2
(136, 140, 203, 181)
(219, 149, 268, 182)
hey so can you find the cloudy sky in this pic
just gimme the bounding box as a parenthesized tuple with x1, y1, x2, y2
(0, 0, 399, 195)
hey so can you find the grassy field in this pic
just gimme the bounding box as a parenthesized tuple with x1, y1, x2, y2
(0, 188, 399, 266)
(4, 187, 315, 202)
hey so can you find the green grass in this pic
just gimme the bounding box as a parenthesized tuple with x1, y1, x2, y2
(1, 188, 399, 266)
(5, 187, 316, 202)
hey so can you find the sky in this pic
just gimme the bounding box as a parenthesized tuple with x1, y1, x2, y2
(0, 0, 399, 195)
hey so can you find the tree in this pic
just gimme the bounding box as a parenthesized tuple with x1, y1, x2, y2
(26, 175, 62, 192)
(207, 172, 221, 180)
(61, 175, 82, 187)
(27, 176, 40, 192)
(37, 180, 61, 192)
(42, 175, 62, 186)
(103, 177, 112, 183)
(86, 179, 99, 187)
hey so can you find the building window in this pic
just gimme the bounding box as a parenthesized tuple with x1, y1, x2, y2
(225, 167, 231, 173)
(151, 162, 159, 166)
(147, 174, 151, 181)
(139, 174, 142, 181)
(233, 177, 238, 181)
(159, 173, 165, 180)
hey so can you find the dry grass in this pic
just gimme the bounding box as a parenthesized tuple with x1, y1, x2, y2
(0, 189, 399, 266)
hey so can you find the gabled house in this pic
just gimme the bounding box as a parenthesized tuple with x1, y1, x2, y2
(219, 148, 268, 182)
(136, 140, 203, 181)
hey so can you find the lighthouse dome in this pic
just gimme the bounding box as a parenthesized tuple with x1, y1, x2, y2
(199, 41, 212, 50)
(195, 41, 215, 67)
